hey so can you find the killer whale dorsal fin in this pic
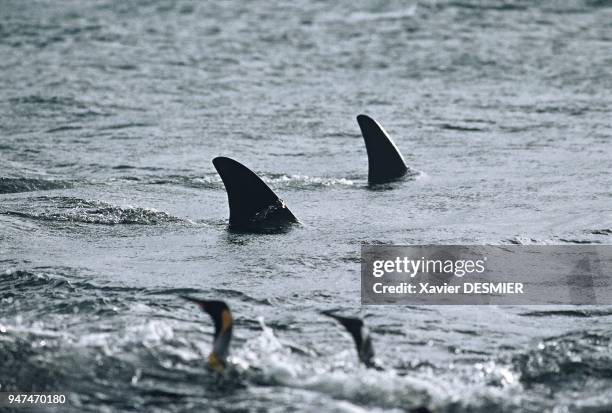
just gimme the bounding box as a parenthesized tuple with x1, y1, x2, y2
(212, 157, 297, 230)
(212, 156, 277, 222)
(357, 114, 408, 184)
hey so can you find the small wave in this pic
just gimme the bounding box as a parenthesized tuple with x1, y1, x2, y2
(143, 174, 222, 189)
(147, 287, 271, 306)
(0, 196, 182, 225)
(261, 174, 355, 189)
(438, 123, 487, 132)
(586, 0, 612, 8)
(8, 94, 110, 118)
(541, 0, 612, 14)
(590, 229, 612, 236)
(520, 309, 612, 318)
(505, 236, 602, 245)
(511, 330, 612, 386)
(444, 1, 529, 11)
(0, 176, 71, 194)
(505, 236, 554, 245)
(98, 122, 154, 131)
(343, 7, 418, 23)
(112, 164, 165, 172)
(9, 95, 82, 106)
(142, 173, 355, 190)
(557, 238, 600, 244)
(1, 269, 76, 291)
(45, 125, 83, 133)
(1, 269, 269, 314)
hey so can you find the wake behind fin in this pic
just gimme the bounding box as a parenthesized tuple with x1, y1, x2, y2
(212, 157, 298, 231)
(182, 296, 233, 373)
(357, 114, 409, 184)
(322, 310, 380, 369)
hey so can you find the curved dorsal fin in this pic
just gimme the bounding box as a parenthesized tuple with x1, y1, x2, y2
(212, 157, 297, 230)
(357, 114, 408, 184)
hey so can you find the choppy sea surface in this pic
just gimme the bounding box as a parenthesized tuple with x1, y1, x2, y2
(1, 0, 612, 412)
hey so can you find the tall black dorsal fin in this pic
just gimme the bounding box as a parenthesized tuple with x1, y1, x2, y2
(322, 310, 380, 369)
(182, 296, 233, 373)
(212, 157, 298, 230)
(357, 114, 408, 184)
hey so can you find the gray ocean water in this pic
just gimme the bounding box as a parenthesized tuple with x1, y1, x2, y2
(1, 0, 612, 412)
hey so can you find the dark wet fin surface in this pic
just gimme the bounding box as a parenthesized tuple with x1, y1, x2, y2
(212, 157, 298, 231)
(357, 114, 408, 184)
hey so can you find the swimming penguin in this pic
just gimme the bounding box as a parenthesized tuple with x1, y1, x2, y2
(321, 310, 383, 370)
(323, 310, 434, 413)
(182, 296, 233, 373)
(182, 300, 378, 372)
(182, 299, 433, 412)
(356, 114, 409, 184)
(212, 156, 298, 232)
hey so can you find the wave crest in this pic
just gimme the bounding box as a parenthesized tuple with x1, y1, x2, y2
(0, 177, 71, 194)
(1, 196, 182, 225)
